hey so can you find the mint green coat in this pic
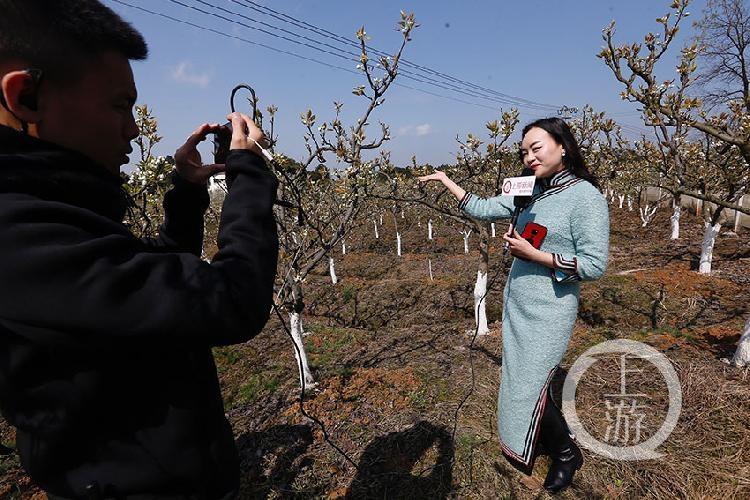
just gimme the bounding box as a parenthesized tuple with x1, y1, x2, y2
(460, 169, 609, 467)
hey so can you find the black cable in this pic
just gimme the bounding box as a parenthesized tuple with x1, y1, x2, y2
(170, 0, 558, 110)
(233, 0, 562, 111)
(450, 237, 511, 444)
(270, 301, 360, 471)
(113, 0, 561, 111)
(111, 0, 363, 76)
(207, 0, 559, 111)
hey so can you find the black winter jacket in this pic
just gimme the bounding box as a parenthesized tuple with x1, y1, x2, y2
(0, 125, 279, 499)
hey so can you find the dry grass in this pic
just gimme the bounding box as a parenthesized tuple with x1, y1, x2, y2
(1, 209, 749, 499)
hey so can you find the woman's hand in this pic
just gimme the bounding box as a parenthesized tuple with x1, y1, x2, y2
(502, 226, 542, 262)
(416, 171, 466, 202)
(417, 171, 447, 184)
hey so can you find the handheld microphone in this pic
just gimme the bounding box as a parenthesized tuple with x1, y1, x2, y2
(503, 167, 534, 253)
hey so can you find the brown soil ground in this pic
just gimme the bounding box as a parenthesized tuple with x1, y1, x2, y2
(2, 206, 749, 499)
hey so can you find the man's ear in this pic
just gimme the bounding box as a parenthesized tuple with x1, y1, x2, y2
(1, 70, 43, 124)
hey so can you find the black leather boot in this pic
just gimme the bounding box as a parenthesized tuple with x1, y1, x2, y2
(539, 389, 583, 493)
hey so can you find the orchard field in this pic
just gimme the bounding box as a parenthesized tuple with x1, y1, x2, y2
(3, 0, 750, 498)
(2, 200, 749, 499)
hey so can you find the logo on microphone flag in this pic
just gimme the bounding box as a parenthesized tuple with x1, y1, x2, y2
(501, 175, 535, 196)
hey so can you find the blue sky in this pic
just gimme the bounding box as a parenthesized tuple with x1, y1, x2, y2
(105, 0, 707, 170)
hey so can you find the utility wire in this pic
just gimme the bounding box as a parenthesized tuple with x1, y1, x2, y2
(112, 0, 531, 111)
(232, 0, 562, 111)
(167, 0, 559, 111)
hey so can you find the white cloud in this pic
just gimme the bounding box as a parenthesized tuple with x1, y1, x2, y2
(171, 61, 211, 88)
(398, 123, 432, 137)
(415, 123, 432, 136)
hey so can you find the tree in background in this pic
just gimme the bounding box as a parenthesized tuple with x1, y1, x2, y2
(268, 12, 418, 388)
(599, 0, 750, 364)
(372, 109, 519, 336)
(125, 105, 174, 238)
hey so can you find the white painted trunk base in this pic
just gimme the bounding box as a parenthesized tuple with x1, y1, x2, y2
(618, 195, 625, 209)
(491, 223, 496, 238)
(472, 270, 490, 336)
(670, 205, 681, 240)
(639, 204, 658, 227)
(373, 220, 379, 239)
(396, 232, 402, 257)
(731, 316, 750, 367)
(462, 231, 471, 254)
(627, 195, 633, 211)
(342, 240, 346, 255)
(428, 219, 433, 240)
(289, 312, 316, 388)
(735, 197, 743, 233)
(329, 257, 338, 284)
(428, 259, 434, 281)
(698, 222, 721, 275)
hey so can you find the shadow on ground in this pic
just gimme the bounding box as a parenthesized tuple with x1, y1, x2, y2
(346, 420, 454, 499)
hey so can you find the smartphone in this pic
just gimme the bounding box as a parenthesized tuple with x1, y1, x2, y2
(212, 122, 232, 164)
(520, 222, 548, 249)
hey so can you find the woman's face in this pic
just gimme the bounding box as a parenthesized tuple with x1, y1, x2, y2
(520, 127, 565, 179)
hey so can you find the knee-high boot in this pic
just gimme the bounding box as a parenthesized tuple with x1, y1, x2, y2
(539, 388, 583, 493)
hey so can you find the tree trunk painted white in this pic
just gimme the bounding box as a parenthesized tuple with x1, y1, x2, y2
(373, 220, 379, 239)
(610, 191, 615, 204)
(462, 230, 471, 254)
(670, 204, 681, 240)
(396, 232, 402, 257)
(428, 219, 433, 240)
(380, 214, 383, 225)
(289, 312, 316, 388)
(473, 270, 490, 336)
(329, 257, 338, 284)
(618, 194, 625, 209)
(627, 195, 633, 211)
(401, 209, 405, 219)
(341, 240, 346, 255)
(731, 315, 750, 367)
(735, 196, 744, 233)
(428, 258, 434, 281)
(639, 204, 658, 227)
(698, 221, 721, 275)
(491, 223, 497, 238)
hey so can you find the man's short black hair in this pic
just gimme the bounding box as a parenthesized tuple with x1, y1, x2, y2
(0, 0, 147, 82)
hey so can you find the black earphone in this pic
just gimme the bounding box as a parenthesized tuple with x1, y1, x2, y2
(19, 68, 43, 111)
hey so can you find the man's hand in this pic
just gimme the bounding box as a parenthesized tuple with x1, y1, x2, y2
(227, 112, 267, 156)
(174, 123, 225, 185)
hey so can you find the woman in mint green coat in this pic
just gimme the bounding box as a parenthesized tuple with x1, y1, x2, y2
(419, 118, 609, 493)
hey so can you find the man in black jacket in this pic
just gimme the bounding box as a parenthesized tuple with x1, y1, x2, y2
(0, 1, 279, 498)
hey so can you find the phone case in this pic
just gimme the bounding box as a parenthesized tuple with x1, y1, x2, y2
(520, 222, 548, 250)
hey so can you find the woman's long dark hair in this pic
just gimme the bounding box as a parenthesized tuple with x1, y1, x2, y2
(520, 117, 600, 190)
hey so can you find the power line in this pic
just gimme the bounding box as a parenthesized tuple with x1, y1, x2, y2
(112, 0, 363, 75)
(166, 0, 559, 111)
(112, 0, 549, 112)
(232, 0, 562, 112)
